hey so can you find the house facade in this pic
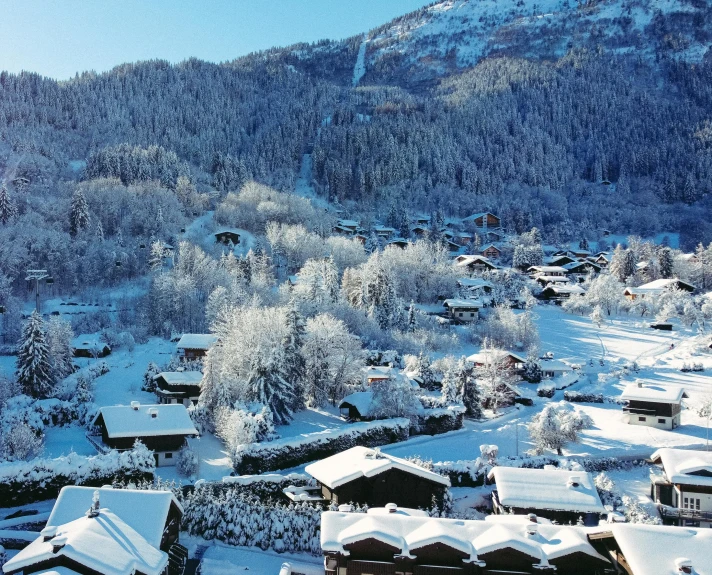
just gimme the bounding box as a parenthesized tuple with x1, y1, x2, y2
(442, 299, 481, 322)
(322, 507, 612, 575)
(305, 446, 450, 509)
(91, 403, 198, 466)
(650, 448, 712, 528)
(620, 382, 686, 430)
(214, 230, 241, 245)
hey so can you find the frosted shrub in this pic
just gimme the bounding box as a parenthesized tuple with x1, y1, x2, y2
(176, 443, 199, 478)
(1, 422, 44, 461)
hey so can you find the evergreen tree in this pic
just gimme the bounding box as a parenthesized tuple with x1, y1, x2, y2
(659, 247, 674, 279)
(522, 353, 543, 383)
(46, 317, 75, 381)
(455, 357, 481, 417)
(323, 256, 340, 303)
(441, 364, 459, 404)
(623, 249, 637, 281)
(16, 311, 54, 398)
(0, 185, 17, 225)
(70, 189, 90, 237)
(282, 303, 306, 413)
(407, 301, 416, 332)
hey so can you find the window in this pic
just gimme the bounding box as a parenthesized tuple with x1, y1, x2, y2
(658, 418, 666, 424)
(639, 416, 647, 422)
(684, 497, 689, 508)
(458, 312, 463, 317)
(164, 452, 173, 459)
(470, 312, 475, 317)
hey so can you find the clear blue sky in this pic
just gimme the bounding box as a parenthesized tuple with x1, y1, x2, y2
(0, 0, 434, 80)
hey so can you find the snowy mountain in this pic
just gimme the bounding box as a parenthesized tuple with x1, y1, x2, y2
(360, 0, 710, 85)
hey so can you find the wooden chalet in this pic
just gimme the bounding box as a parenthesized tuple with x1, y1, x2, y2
(563, 260, 601, 276)
(479, 244, 501, 259)
(540, 284, 585, 303)
(620, 382, 687, 430)
(374, 225, 397, 240)
(455, 254, 499, 272)
(322, 507, 613, 575)
(650, 448, 712, 528)
(467, 350, 526, 373)
(488, 467, 606, 526)
(545, 254, 576, 267)
(624, 278, 695, 300)
(91, 403, 198, 466)
(3, 486, 186, 575)
(442, 298, 481, 322)
(214, 230, 241, 245)
(175, 333, 217, 361)
(73, 334, 111, 358)
(462, 212, 501, 229)
(305, 446, 450, 509)
(153, 371, 202, 407)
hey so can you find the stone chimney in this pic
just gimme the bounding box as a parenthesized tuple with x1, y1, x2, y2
(131, 401, 140, 410)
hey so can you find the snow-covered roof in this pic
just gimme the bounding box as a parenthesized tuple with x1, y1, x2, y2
(305, 446, 450, 489)
(543, 284, 585, 295)
(337, 219, 359, 227)
(47, 486, 181, 549)
(467, 349, 526, 365)
(455, 255, 498, 268)
(487, 467, 606, 514)
(624, 278, 695, 295)
(457, 278, 493, 289)
(536, 276, 571, 283)
(153, 371, 203, 386)
(3, 509, 167, 575)
(443, 298, 482, 309)
(529, 266, 568, 273)
(364, 365, 395, 379)
(462, 212, 499, 223)
(73, 334, 109, 351)
(321, 508, 607, 566)
(608, 523, 712, 575)
(563, 261, 599, 271)
(540, 360, 573, 373)
(94, 404, 198, 438)
(620, 382, 686, 404)
(339, 391, 375, 418)
(176, 333, 217, 350)
(650, 448, 712, 488)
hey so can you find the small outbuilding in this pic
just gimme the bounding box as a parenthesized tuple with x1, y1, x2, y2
(305, 446, 450, 509)
(620, 382, 687, 430)
(73, 334, 111, 358)
(214, 230, 241, 245)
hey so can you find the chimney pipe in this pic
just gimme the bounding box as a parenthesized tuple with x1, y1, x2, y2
(131, 401, 140, 410)
(386, 503, 398, 513)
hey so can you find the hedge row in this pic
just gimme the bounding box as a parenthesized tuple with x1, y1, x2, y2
(564, 391, 604, 403)
(0, 443, 155, 505)
(233, 419, 410, 475)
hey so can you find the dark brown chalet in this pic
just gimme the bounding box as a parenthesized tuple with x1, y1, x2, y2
(91, 403, 198, 467)
(175, 333, 217, 362)
(154, 371, 202, 407)
(2, 486, 186, 575)
(214, 230, 241, 245)
(462, 212, 501, 229)
(304, 446, 450, 509)
(321, 507, 612, 575)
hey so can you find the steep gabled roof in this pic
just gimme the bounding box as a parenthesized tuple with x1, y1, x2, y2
(650, 448, 712, 487)
(305, 446, 450, 490)
(620, 383, 686, 404)
(154, 371, 203, 386)
(93, 404, 198, 439)
(3, 509, 167, 575)
(176, 333, 217, 350)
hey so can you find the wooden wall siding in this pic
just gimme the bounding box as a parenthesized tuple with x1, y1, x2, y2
(508, 506, 599, 526)
(330, 468, 446, 509)
(347, 560, 396, 575)
(628, 400, 676, 417)
(548, 551, 611, 575)
(414, 565, 465, 575)
(477, 547, 538, 573)
(410, 543, 469, 567)
(160, 503, 183, 550)
(344, 539, 401, 562)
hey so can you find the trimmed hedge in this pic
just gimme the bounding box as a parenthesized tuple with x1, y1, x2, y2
(233, 419, 410, 475)
(414, 409, 463, 436)
(564, 391, 604, 403)
(0, 444, 155, 506)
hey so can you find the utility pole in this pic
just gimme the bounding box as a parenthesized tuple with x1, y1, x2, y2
(26, 269, 49, 313)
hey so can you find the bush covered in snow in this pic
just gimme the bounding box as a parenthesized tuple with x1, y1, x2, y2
(0, 422, 44, 461)
(528, 402, 594, 456)
(0, 395, 95, 439)
(182, 484, 323, 554)
(564, 391, 604, 403)
(232, 418, 410, 474)
(594, 471, 661, 524)
(537, 385, 555, 398)
(0, 441, 155, 505)
(176, 442, 200, 478)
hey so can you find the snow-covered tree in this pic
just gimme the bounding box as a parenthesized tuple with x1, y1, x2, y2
(590, 305, 604, 327)
(658, 247, 674, 279)
(176, 442, 200, 477)
(522, 353, 543, 383)
(440, 361, 459, 404)
(455, 357, 481, 417)
(1, 422, 44, 461)
(142, 362, 161, 392)
(474, 342, 516, 413)
(0, 185, 17, 225)
(70, 189, 90, 237)
(371, 375, 420, 420)
(46, 317, 75, 381)
(16, 311, 54, 398)
(528, 403, 592, 455)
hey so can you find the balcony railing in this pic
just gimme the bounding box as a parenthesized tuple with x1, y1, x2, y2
(659, 505, 712, 522)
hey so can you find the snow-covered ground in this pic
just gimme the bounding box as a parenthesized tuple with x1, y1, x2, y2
(352, 36, 367, 87)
